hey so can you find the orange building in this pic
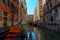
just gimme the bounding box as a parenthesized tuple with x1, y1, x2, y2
(0, 0, 19, 28)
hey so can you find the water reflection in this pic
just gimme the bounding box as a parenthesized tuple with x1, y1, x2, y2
(27, 31, 36, 40)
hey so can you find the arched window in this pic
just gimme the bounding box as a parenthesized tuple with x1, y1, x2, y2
(51, 15, 53, 22)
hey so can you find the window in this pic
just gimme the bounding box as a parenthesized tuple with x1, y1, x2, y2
(51, 15, 53, 22)
(43, 8, 46, 13)
(4, 12, 7, 17)
(2, 0, 10, 7)
(2, 0, 6, 5)
(41, 1, 42, 4)
(40, 5, 42, 8)
(3, 12, 7, 27)
(11, 3, 14, 10)
(21, 5, 23, 8)
(4, 12, 7, 16)
(41, 5, 42, 7)
(55, 8, 58, 16)
(7, 0, 10, 7)
(11, 15, 14, 26)
(54, 0, 57, 3)
(47, 5, 49, 10)
(50, 2, 52, 8)
(11, 3, 16, 12)
(3, 23, 7, 26)
(55, 8, 57, 13)
(46, 0, 48, 3)
(51, 11, 54, 22)
(16, 0, 19, 4)
(16, 9, 18, 13)
(3, 17, 7, 27)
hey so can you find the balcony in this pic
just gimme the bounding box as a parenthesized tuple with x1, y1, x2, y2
(10, 0, 19, 9)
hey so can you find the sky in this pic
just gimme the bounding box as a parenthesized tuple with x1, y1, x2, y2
(26, 0, 38, 15)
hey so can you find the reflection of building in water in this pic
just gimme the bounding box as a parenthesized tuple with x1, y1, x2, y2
(34, 27, 41, 40)
(33, 0, 46, 40)
(27, 31, 36, 40)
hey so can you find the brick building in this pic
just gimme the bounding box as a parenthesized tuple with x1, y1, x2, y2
(0, 0, 19, 28)
(0, 0, 27, 29)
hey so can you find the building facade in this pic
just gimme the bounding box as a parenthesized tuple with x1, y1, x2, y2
(28, 15, 33, 23)
(33, 0, 47, 40)
(0, 0, 27, 29)
(33, 0, 60, 40)
(19, 0, 27, 25)
(33, 1, 44, 40)
(33, 0, 46, 23)
(33, 1, 40, 23)
(43, 0, 60, 31)
(19, 0, 28, 32)
(0, 0, 19, 28)
(39, 0, 46, 23)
